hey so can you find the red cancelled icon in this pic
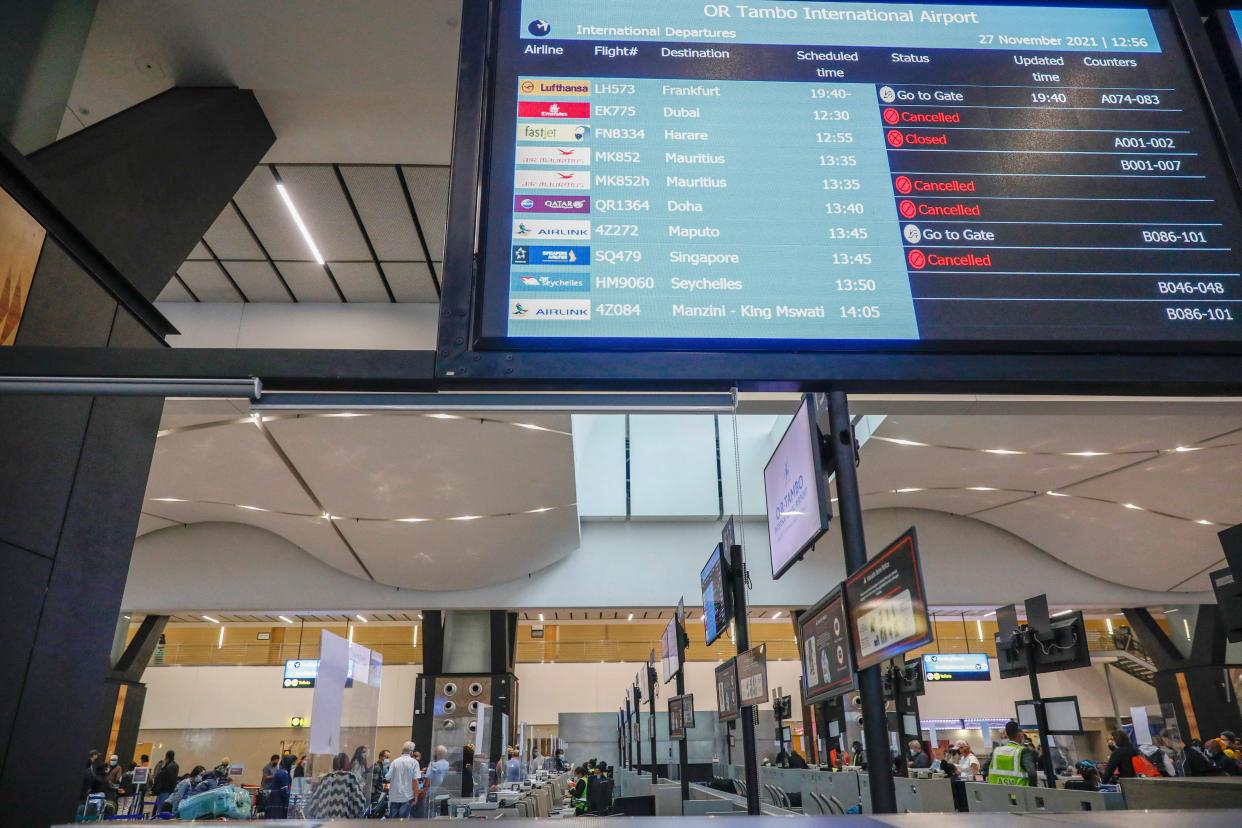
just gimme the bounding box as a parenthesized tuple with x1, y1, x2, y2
(894, 176, 913, 194)
(898, 199, 917, 219)
(886, 129, 904, 148)
(907, 249, 926, 269)
(882, 107, 900, 125)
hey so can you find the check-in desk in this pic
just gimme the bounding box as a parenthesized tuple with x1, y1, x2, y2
(1120, 777, 1242, 810)
(963, 781, 1123, 813)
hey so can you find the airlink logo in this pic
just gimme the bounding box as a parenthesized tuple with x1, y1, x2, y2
(512, 219, 591, 241)
(510, 299, 591, 320)
(519, 78, 590, 97)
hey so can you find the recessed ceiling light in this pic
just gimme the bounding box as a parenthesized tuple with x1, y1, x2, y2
(895, 487, 924, 493)
(356, 614, 367, 623)
(321, 512, 335, 521)
(1173, 446, 1200, 453)
(772, 611, 782, 620)
(984, 449, 1025, 455)
(881, 437, 928, 447)
(328, 412, 365, 418)
(1066, 451, 1108, 457)
(397, 517, 429, 523)
(514, 422, 548, 431)
(237, 504, 268, 512)
(627, 613, 634, 621)
(427, 413, 461, 420)
(1123, 503, 1143, 511)
(1045, 491, 1069, 497)
(1195, 519, 1214, 526)
(275, 182, 325, 265)
(152, 497, 186, 503)
(450, 515, 482, 521)
(1052, 609, 1073, 618)
(526, 506, 554, 513)
(278, 615, 294, 624)
(538, 613, 545, 622)
(202, 615, 219, 624)
(967, 487, 997, 491)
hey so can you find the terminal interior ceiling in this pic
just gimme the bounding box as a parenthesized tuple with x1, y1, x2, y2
(131, 398, 1241, 600)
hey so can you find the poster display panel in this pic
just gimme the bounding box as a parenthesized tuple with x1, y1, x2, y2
(715, 658, 740, 721)
(736, 643, 769, 707)
(799, 585, 855, 703)
(844, 527, 932, 671)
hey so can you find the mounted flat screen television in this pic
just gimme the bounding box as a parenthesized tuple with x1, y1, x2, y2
(923, 653, 991, 683)
(660, 612, 681, 684)
(764, 394, 832, 580)
(844, 527, 933, 671)
(437, 0, 1242, 389)
(995, 611, 1090, 679)
(715, 658, 740, 722)
(701, 542, 733, 646)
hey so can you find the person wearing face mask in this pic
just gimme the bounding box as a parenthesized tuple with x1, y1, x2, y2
(167, 766, 206, 814)
(370, 750, 392, 814)
(104, 755, 124, 806)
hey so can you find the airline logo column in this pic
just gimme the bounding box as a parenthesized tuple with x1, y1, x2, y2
(878, 84, 991, 282)
(511, 77, 593, 320)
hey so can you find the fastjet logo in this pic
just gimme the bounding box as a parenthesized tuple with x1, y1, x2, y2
(528, 19, 551, 36)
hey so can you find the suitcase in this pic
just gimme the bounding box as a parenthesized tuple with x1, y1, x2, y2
(177, 785, 251, 820)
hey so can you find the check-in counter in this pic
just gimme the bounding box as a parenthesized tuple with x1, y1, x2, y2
(893, 776, 956, 813)
(964, 781, 1123, 813)
(1120, 777, 1242, 810)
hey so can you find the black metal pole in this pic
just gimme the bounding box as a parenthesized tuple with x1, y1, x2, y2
(633, 685, 643, 775)
(1024, 633, 1056, 786)
(675, 622, 690, 802)
(648, 665, 659, 782)
(625, 697, 633, 769)
(728, 542, 762, 816)
(827, 391, 898, 814)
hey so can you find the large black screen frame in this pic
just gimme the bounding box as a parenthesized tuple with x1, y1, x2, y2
(438, 0, 1242, 391)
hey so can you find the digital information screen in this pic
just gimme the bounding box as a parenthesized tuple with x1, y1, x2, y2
(669, 693, 695, 738)
(764, 394, 832, 579)
(476, 0, 1242, 348)
(800, 586, 856, 703)
(844, 527, 933, 670)
(660, 614, 681, 683)
(283, 658, 318, 688)
(715, 658, 741, 720)
(922, 652, 991, 682)
(701, 542, 732, 645)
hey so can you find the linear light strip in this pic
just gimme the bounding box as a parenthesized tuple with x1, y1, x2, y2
(275, 183, 325, 265)
(871, 434, 1225, 457)
(155, 411, 573, 440)
(146, 498, 577, 524)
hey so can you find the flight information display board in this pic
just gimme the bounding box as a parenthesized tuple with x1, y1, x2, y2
(472, 0, 1242, 349)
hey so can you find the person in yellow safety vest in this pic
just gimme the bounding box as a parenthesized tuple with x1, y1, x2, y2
(988, 721, 1039, 787)
(570, 766, 589, 815)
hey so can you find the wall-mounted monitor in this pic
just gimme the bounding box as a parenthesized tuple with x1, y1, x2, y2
(283, 659, 318, 688)
(844, 527, 932, 671)
(669, 693, 695, 740)
(660, 613, 681, 683)
(798, 585, 856, 704)
(736, 643, 770, 707)
(438, 0, 1242, 390)
(922, 653, 991, 683)
(764, 394, 833, 580)
(701, 542, 733, 646)
(715, 658, 740, 721)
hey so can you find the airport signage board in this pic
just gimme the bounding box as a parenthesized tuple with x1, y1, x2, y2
(844, 527, 932, 671)
(668, 693, 695, 740)
(799, 586, 855, 704)
(715, 658, 740, 721)
(922, 653, 991, 682)
(438, 0, 1242, 389)
(283, 659, 318, 688)
(736, 643, 769, 707)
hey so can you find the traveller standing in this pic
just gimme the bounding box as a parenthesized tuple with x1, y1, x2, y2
(954, 740, 981, 780)
(350, 745, 370, 787)
(265, 754, 296, 818)
(987, 722, 1038, 787)
(386, 741, 421, 818)
(152, 749, 180, 813)
(908, 739, 931, 770)
(1102, 730, 1144, 781)
(461, 744, 476, 797)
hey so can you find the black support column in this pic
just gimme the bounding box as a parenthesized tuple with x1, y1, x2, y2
(0, 84, 272, 826)
(91, 615, 168, 765)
